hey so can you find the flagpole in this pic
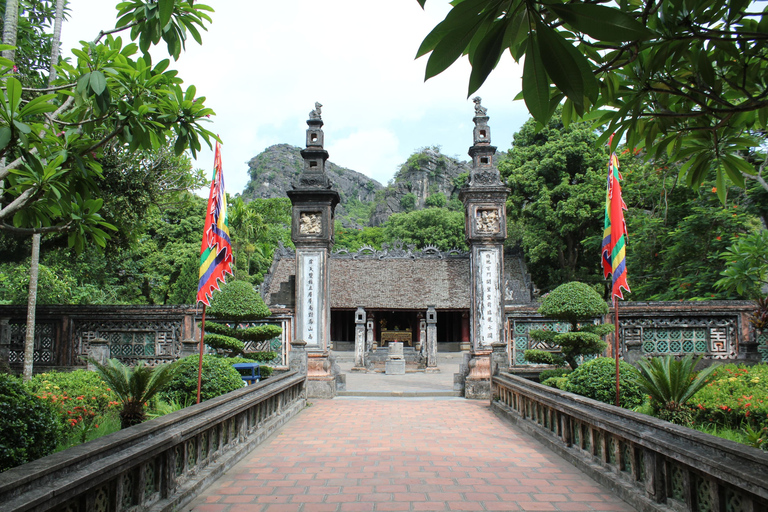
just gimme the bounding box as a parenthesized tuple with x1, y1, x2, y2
(197, 304, 207, 404)
(614, 296, 620, 407)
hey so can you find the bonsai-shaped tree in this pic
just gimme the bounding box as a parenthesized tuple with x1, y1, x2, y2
(524, 281, 612, 370)
(204, 280, 282, 360)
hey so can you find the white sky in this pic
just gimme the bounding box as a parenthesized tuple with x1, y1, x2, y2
(60, 1, 530, 194)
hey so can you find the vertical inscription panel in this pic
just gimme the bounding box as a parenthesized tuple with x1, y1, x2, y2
(298, 251, 323, 348)
(477, 248, 501, 348)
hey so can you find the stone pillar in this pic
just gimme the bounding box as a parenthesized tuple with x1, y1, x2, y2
(86, 337, 110, 371)
(180, 338, 199, 358)
(287, 103, 340, 399)
(418, 316, 426, 356)
(352, 307, 366, 371)
(460, 312, 470, 352)
(366, 316, 375, 351)
(425, 306, 439, 372)
(0, 318, 9, 369)
(459, 98, 510, 399)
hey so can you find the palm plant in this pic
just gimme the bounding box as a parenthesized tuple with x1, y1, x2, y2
(88, 358, 174, 429)
(633, 355, 718, 425)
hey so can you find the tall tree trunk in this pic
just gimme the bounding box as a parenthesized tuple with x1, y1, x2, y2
(20, 1, 65, 380)
(22, 233, 40, 381)
(2, 0, 19, 61)
(47, 0, 65, 81)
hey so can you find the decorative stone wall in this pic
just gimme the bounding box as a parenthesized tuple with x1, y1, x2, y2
(506, 300, 760, 367)
(0, 305, 289, 371)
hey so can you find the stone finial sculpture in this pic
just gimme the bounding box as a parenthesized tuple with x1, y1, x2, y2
(309, 101, 323, 120)
(473, 96, 487, 117)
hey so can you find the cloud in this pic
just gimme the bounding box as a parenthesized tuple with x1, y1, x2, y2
(60, 0, 531, 195)
(326, 128, 401, 185)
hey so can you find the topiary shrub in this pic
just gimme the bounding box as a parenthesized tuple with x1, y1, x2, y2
(1, 374, 65, 472)
(161, 355, 244, 404)
(541, 376, 569, 390)
(563, 357, 644, 409)
(539, 368, 572, 382)
(524, 282, 612, 370)
(204, 280, 281, 364)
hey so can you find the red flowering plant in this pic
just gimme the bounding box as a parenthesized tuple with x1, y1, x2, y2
(26, 370, 117, 439)
(691, 364, 768, 432)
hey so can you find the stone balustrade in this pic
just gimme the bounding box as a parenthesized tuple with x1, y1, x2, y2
(0, 371, 306, 512)
(491, 372, 768, 512)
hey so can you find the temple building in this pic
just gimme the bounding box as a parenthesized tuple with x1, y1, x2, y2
(261, 99, 532, 398)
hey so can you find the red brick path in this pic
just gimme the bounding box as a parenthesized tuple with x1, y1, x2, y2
(185, 399, 635, 512)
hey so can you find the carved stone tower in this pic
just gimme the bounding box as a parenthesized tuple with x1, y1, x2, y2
(286, 102, 341, 398)
(459, 97, 510, 399)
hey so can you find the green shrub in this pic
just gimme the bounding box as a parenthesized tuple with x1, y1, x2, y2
(539, 368, 572, 382)
(207, 280, 270, 320)
(162, 355, 244, 404)
(1, 374, 65, 472)
(690, 364, 768, 430)
(541, 376, 569, 390)
(564, 357, 644, 409)
(241, 351, 278, 363)
(26, 370, 115, 422)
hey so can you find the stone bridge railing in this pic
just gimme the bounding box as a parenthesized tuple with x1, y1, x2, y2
(492, 372, 768, 512)
(0, 371, 306, 512)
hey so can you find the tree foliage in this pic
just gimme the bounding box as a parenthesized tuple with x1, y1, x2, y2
(384, 208, 467, 251)
(416, 0, 768, 196)
(500, 111, 607, 291)
(0, 0, 216, 248)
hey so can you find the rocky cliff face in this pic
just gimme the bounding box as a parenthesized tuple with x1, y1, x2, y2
(368, 147, 471, 226)
(240, 145, 472, 227)
(242, 144, 383, 203)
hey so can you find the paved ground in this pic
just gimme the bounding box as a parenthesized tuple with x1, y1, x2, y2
(185, 397, 636, 512)
(337, 352, 462, 396)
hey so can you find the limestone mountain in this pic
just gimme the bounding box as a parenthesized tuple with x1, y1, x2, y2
(242, 143, 382, 203)
(368, 147, 471, 226)
(240, 144, 473, 227)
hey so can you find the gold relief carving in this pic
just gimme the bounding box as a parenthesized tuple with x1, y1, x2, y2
(300, 212, 322, 234)
(475, 208, 500, 233)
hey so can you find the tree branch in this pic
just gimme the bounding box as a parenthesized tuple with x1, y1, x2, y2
(0, 221, 72, 234)
(0, 187, 39, 220)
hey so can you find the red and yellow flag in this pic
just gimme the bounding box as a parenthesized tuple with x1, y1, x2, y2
(601, 150, 630, 299)
(197, 141, 233, 305)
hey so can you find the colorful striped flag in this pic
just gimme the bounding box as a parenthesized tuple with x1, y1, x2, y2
(197, 141, 233, 306)
(601, 150, 630, 299)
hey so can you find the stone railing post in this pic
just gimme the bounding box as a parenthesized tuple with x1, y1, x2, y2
(491, 341, 509, 375)
(86, 337, 110, 370)
(180, 338, 199, 358)
(289, 340, 308, 376)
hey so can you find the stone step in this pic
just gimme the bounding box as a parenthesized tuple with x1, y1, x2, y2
(337, 390, 462, 397)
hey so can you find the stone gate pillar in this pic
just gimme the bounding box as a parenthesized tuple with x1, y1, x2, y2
(353, 307, 366, 371)
(366, 315, 375, 351)
(287, 102, 340, 399)
(426, 306, 438, 372)
(459, 97, 510, 399)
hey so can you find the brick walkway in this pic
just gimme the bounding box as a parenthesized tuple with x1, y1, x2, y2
(185, 398, 635, 512)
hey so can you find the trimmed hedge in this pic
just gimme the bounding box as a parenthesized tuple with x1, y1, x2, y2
(564, 357, 644, 409)
(161, 355, 244, 404)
